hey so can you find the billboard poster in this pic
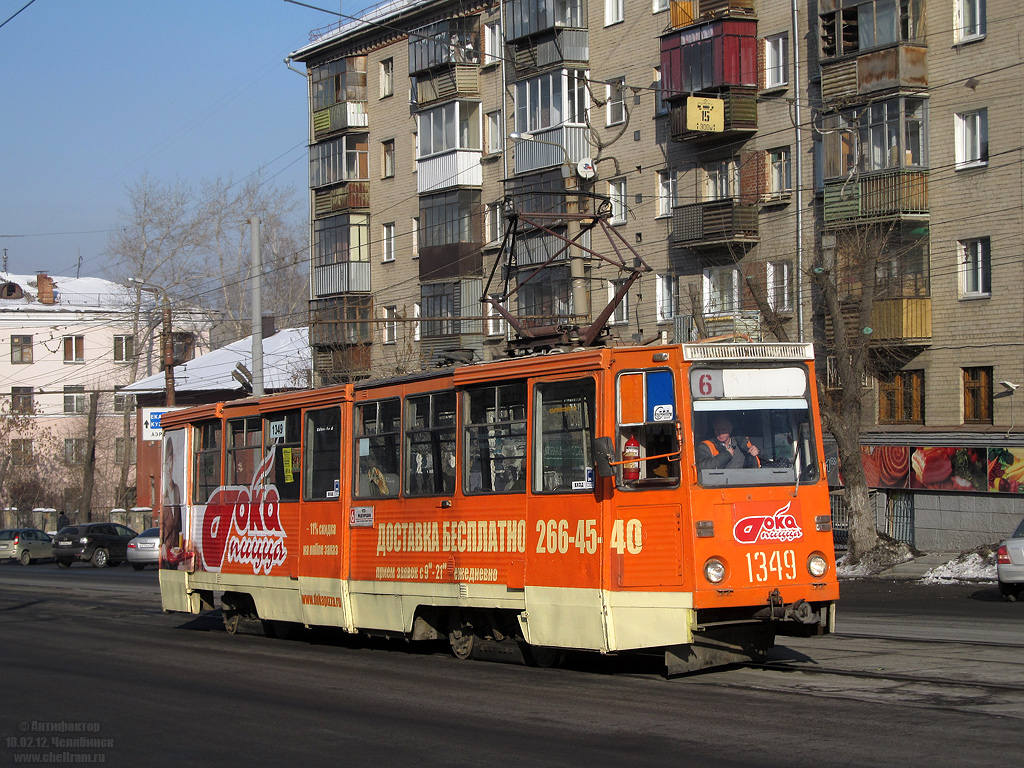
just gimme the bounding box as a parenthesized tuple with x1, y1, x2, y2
(853, 444, 1024, 494)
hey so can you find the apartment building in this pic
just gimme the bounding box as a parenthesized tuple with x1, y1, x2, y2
(0, 271, 208, 516)
(289, 0, 1024, 548)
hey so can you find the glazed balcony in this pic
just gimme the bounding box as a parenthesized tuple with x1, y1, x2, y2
(313, 181, 370, 218)
(870, 297, 932, 344)
(823, 170, 928, 225)
(820, 44, 927, 104)
(505, 0, 586, 43)
(417, 149, 483, 194)
(413, 65, 480, 107)
(669, 87, 756, 142)
(671, 199, 758, 248)
(313, 262, 371, 298)
(669, 0, 755, 29)
(409, 18, 480, 75)
(511, 125, 591, 176)
(309, 295, 373, 348)
(509, 28, 588, 78)
(660, 19, 757, 98)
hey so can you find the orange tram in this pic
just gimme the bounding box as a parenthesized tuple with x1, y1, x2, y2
(158, 341, 838, 674)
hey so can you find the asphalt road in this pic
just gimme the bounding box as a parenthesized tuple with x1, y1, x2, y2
(2, 564, 1023, 767)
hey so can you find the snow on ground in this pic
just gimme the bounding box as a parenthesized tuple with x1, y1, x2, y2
(836, 536, 915, 578)
(920, 549, 998, 584)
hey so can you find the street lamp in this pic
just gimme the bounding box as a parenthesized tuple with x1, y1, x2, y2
(128, 278, 175, 407)
(1002, 381, 1019, 438)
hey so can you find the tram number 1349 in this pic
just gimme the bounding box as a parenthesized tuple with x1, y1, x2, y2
(535, 519, 644, 555)
(745, 549, 797, 582)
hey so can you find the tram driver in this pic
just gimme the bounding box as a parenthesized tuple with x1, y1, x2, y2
(696, 416, 760, 470)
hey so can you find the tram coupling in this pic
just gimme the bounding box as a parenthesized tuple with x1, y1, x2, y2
(753, 589, 822, 625)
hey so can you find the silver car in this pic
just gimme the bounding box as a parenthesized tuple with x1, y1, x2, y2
(0, 528, 53, 565)
(997, 517, 1024, 601)
(127, 527, 160, 571)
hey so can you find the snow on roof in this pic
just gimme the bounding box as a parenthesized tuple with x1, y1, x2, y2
(0, 272, 136, 310)
(123, 328, 311, 394)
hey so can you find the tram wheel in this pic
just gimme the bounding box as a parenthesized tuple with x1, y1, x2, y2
(449, 624, 475, 660)
(223, 612, 241, 635)
(523, 644, 563, 668)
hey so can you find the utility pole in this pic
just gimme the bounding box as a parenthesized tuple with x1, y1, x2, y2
(79, 392, 99, 522)
(251, 216, 264, 397)
(162, 291, 175, 406)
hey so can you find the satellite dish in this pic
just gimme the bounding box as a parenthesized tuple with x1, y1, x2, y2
(576, 157, 596, 180)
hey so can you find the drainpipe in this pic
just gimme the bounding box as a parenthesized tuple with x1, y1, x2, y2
(792, 0, 805, 342)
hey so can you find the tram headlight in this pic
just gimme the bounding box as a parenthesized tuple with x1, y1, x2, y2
(703, 557, 726, 584)
(807, 553, 829, 578)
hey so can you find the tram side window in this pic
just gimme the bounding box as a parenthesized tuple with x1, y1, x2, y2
(533, 379, 596, 493)
(227, 416, 262, 486)
(193, 421, 222, 503)
(405, 392, 456, 496)
(616, 369, 680, 488)
(304, 407, 341, 500)
(354, 399, 400, 499)
(265, 410, 301, 502)
(464, 382, 527, 494)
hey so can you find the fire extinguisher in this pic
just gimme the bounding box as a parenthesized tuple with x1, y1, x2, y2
(622, 434, 641, 482)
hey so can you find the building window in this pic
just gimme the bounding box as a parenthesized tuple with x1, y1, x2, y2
(381, 139, 396, 178)
(768, 147, 792, 195)
(63, 385, 86, 414)
(764, 33, 789, 89)
(657, 170, 677, 217)
(419, 189, 481, 249)
(820, 0, 923, 58)
(514, 69, 588, 133)
(309, 134, 369, 188)
(114, 388, 134, 413)
(413, 302, 421, 341)
(311, 56, 368, 111)
(605, 0, 624, 26)
(822, 97, 927, 179)
(417, 101, 480, 158)
(702, 159, 737, 201)
(380, 57, 394, 97)
(113, 334, 134, 363)
(878, 370, 925, 424)
(653, 66, 667, 115)
(656, 274, 676, 323)
(64, 438, 87, 465)
(383, 306, 397, 344)
(608, 280, 629, 324)
(11, 335, 32, 364)
(411, 217, 420, 259)
(767, 260, 793, 312)
(381, 222, 396, 262)
(483, 21, 502, 65)
(606, 77, 626, 126)
(963, 366, 992, 423)
(609, 178, 627, 224)
(486, 110, 503, 154)
(115, 437, 137, 465)
(12, 386, 33, 415)
(955, 109, 988, 169)
(954, 0, 986, 43)
(313, 213, 370, 268)
(959, 237, 991, 298)
(485, 202, 503, 245)
(652, 0, 669, 12)
(63, 335, 85, 363)
(703, 267, 740, 314)
(422, 282, 457, 337)
(11, 438, 32, 466)
(485, 295, 506, 336)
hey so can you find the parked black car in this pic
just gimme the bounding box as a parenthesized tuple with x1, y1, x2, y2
(52, 523, 138, 568)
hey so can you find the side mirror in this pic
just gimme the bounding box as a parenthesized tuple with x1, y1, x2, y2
(592, 436, 615, 478)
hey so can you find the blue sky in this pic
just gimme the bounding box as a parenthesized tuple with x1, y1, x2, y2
(0, 0, 336, 279)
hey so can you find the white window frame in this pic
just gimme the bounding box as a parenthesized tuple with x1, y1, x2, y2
(954, 108, 988, 169)
(764, 33, 789, 89)
(959, 237, 991, 298)
(483, 21, 502, 66)
(485, 202, 503, 245)
(486, 110, 503, 154)
(485, 295, 506, 336)
(605, 0, 624, 26)
(514, 69, 588, 133)
(703, 267, 740, 314)
(768, 147, 792, 196)
(652, 0, 669, 12)
(63, 385, 86, 414)
(413, 303, 421, 341)
(381, 222, 396, 262)
(380, 57, 394, 98)
(606, 77, 626, 126)
(63, 335, 85, 364)
(417, 101, 480, 159)
(383, 306, 397, 344)
(656, 169, 677, 217)
(767, 260, 794, 312)
(113, 334, 134, 363)
(954, 0, 986, 43)
(702, 159, 738, 201)
(609, 178, 627, 224)
(608, 279, 629, 324)
(411, 217, 420, 259)
(656, 274, 676, 323)
(653, 66, 667, 115)
(381, 139, 396, 178)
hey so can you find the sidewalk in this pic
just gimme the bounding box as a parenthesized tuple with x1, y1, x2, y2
(870, 551, 961, 580)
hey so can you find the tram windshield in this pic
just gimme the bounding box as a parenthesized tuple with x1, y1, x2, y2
(693, 401, 819, 487)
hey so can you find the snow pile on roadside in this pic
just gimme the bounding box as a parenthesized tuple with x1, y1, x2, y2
(921, 545, 998, 584)
(836, 535, 916, 577)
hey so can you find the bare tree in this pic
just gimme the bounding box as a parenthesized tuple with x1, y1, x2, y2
(812, 223, 926, 563)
